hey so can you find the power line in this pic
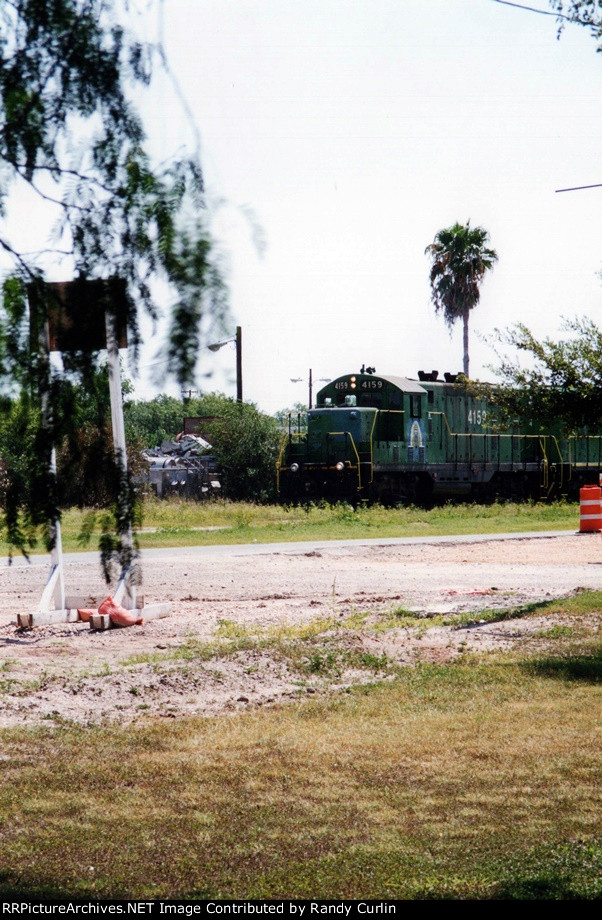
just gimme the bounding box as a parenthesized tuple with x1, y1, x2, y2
(556, 183, 602, 192)
(489, 0, 583, 22)
(490, 0, 602, 195)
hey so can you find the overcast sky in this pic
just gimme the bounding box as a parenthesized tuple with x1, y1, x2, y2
(9, 0, 602, 413)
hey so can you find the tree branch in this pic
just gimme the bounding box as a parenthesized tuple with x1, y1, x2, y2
(14, 169, 96, 213)
(11, 162, 116, 195)
(0, 236, 41, 278)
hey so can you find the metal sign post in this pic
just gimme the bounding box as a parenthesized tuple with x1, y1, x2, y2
(17, 280, 170, 630)
(105, 307, 136, 611)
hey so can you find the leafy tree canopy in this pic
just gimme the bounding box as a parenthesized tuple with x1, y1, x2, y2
(0, 0, 227, 386)
(0, 0, 229, 563)
(125, 392, 186, 449)
(551, 2, 602, 41)
(425, 221, 497, 377)
(125, 392, 281, 503)
(199, 394, 281, 503)
(273, 402, 307, 430)
(481, 317, 602, 434)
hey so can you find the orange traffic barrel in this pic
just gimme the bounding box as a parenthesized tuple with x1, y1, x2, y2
(579, 485, 602, 532)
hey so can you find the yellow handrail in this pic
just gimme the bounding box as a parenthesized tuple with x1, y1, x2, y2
(327, 431, 363, 490)
(427, 410, 452, 435)
(275, 432, 290, 492)
(368, 412, 378, 484)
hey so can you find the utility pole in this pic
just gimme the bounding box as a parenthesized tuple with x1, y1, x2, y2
(236, 325, 243, 403)
(208, 326, 243, 403)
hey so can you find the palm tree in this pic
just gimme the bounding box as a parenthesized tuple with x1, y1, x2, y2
(425, 221, 498, 378)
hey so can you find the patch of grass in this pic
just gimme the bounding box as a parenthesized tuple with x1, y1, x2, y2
(124, 615, 350, 671)
(374, 607, 441, 633)
(340, 609, 371, 629)
(123, 634, 263, 668)
(446, 589, 602, 630)
(121, 591, 601, 685)
(154, 526, 196, 536)
(214, 619, 254, 640)
(450, 599, 555, 629)
(300, 648, 342, 676)
(524, 647, 602, 684)
(0, 498, 581, 555)
(290, 644, 392, 678)
(266, 617, 339, 642)
(351, 650, 391, 672)
(0, 649, 600, 899)
(0, 661, 18, 693)
(0, 586, 598, 899)
(534, 625, 575, 639)
(234, 508, 254, 529)
(489, 838, 602, 899)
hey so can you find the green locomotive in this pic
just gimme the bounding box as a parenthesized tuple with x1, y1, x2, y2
(277, 370, 602, 504)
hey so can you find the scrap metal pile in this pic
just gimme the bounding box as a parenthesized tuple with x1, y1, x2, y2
(141, 433, 221, 499)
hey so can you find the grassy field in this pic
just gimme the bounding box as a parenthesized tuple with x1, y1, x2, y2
(0, 593, 600, 900)
(3, 498, 581, 555)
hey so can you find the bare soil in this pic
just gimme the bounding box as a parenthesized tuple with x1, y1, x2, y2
(0, 533, 600, 728)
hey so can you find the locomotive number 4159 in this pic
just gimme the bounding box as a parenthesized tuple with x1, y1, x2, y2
(333, 379, 384, 391)
(467, 409, 487, 425)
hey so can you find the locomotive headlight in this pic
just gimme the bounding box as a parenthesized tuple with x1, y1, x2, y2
(335, 461, 345, 471)
(290, 463, 299, 473)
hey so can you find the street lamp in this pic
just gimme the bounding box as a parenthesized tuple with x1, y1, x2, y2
(290, 369, 331, 408)
(207, 325, 243, 403)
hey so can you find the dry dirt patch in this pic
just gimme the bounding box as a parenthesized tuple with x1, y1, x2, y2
(0, 533, 600, 727)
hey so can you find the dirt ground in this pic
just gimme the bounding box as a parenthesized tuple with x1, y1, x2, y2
(0, 532, 600, 728)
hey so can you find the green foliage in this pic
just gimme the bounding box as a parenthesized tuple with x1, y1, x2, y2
(0, 361, 146, 569)
(124, 393, 186, 448)
(191, 394, 280, 503)
(0, 2, 229, 563)
(0, 393, 43, 553)
(0, 1, 227, 382)
(551, 2, 602, 43)
(484, 317, 602, 431)
(425, 221, 497, 377)
(274, 402, 307, 429)
(125, 392, 281, 502)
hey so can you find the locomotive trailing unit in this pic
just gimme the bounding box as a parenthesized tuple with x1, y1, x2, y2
(277, 369, 602, 505)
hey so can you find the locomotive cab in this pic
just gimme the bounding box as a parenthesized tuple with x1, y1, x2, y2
(278, 372, 427, 503)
